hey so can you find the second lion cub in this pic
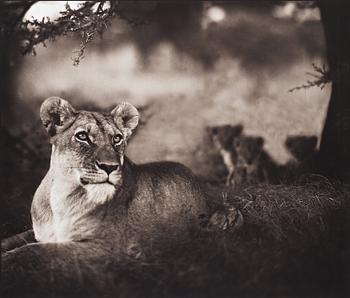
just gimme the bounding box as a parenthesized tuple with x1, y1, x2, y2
(232, 136, 278, 186)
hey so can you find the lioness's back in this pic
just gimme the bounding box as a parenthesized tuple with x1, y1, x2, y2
(128, 161, 207, 240)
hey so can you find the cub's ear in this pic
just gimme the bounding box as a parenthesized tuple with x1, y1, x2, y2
(232, 124, 243, 136)
(256, 137, 264, 148)
(111, 102, 139, 138)
(40, 97, 77, 136)
(205, 126, 217, 136)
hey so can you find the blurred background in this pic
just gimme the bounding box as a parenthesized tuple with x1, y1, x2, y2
(10, 1, 328, 175)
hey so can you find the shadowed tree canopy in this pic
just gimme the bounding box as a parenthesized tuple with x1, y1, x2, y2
(0, 0, 350, 182)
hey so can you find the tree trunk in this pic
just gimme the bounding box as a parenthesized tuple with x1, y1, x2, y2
(318, 0, 350, 182)
(0, 1, 36, 126)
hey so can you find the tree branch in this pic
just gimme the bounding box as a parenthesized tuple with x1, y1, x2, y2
(289, 63, 331, 93)
(13, 1, 157, 65)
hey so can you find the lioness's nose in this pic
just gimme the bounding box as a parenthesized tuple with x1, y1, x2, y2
(96, 161, 119, 175)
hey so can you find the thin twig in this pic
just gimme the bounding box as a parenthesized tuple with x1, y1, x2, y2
(289, 63, 331, 93)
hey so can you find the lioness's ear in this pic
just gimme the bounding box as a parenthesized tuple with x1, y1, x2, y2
(111, 102, 139, 138)
(40, 97, 77, 136)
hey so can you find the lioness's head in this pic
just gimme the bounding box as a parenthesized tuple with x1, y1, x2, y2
(40, 97, 139, 194)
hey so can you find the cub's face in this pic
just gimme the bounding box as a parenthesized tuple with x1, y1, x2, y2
(40, 97, 139, 192)
(207, 124, 243, 150)
(234, 136, 264, 165)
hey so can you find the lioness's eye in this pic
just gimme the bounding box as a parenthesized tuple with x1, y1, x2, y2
(75, 131, 89, 142)
(113, 134, 123, 146)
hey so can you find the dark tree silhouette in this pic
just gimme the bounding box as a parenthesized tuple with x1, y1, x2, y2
(317, 0, 350, 182)
(0, 1, 36, 126)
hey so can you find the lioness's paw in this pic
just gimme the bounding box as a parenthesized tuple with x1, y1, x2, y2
(207, 207, 244, 232)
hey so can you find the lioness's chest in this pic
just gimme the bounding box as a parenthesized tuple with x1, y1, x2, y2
(47, 183, 114, 242)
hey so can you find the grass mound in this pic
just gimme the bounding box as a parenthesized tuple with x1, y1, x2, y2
(228, 175, 342, 241)
(2, 177, 350, 298)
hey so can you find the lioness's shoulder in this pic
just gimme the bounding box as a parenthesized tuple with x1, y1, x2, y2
(134, 161, 195, 177)
(135, 161, 202, 185)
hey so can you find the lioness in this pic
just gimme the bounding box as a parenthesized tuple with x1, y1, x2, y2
(29, 97, 208, 245)
(2, 97, 209, 282)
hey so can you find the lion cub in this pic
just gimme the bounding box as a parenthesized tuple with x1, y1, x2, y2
(231, 136, 277, 186)
(207, 124, 243, 185)
(285, 135, 318, 173)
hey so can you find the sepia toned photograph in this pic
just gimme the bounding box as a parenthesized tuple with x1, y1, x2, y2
(1, 1, 349, 297)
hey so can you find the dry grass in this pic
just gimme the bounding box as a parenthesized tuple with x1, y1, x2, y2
(115, 179, 350, 298)
(2, 175, 350, 298)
